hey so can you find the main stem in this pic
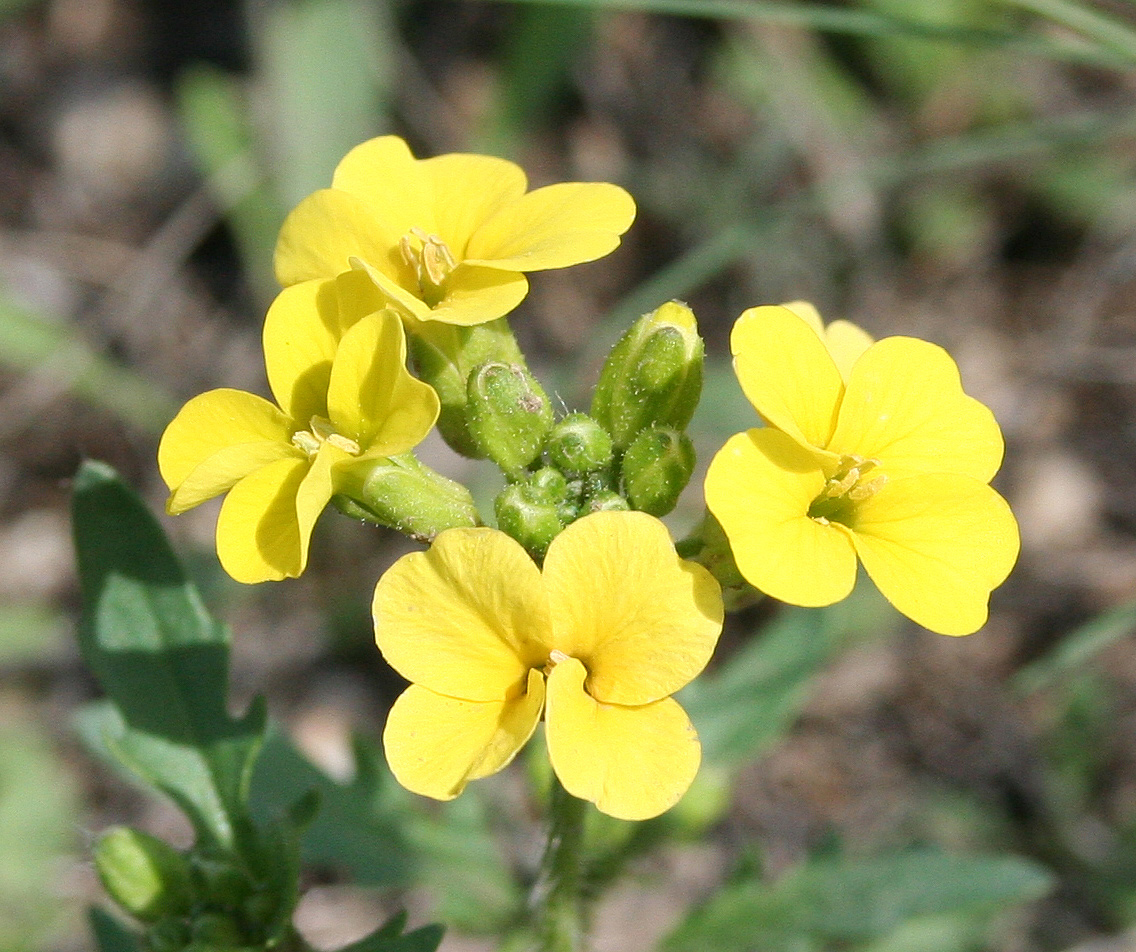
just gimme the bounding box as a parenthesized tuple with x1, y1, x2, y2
(533, 774, 589, 952)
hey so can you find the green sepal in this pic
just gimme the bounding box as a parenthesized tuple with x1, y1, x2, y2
(405, 317, 525, 458)
(334, 454, 480, 542)
(544, 413, 613, 476)
(621, 426, 696, 516)
(94, 827, 194, 924)
(467, 361, 553, 476)
(591, 300, 704, 449)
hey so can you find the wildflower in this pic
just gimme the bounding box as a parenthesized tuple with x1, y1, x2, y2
(704, 304, 1018, 635)
(274, 135, 636, 326)
(158, 279, 439, 583)
(373, 511, 723, 820)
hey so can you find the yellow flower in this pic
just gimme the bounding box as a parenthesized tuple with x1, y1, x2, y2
(158, 274, 439, 583)
(704, 304, 1019, 635)
(373, 511, 723, 820)
(274, 135, 636, 326)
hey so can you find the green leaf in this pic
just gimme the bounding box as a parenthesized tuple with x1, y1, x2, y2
(664, 850, 1053, 952)
(71, 461, 265, 851)
(337, 911, 444, 952)
(88, 908, 143, 952)
(248, 727, 412, 887)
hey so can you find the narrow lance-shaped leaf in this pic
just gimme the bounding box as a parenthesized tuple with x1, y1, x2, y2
(72, 460, 266, 851)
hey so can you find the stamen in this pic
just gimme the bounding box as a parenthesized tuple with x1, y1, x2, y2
(399, 226, 458, 304)
(808, 454, 887, 524)
(291, 416, 362, 458)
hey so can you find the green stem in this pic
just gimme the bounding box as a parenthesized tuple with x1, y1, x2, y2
(532, 775, 589, 952)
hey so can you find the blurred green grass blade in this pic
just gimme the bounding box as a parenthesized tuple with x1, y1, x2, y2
(72, 461, 266, 850)
(664, 850, 1053, 952)
(680, 592, 894, 770)
(488, 0, 1129, 68)
(1013, 599, 1136, 695)
(0, 601, 65, 662)
(88, 909, 143, 952)
(0, 721, 79, 951)
(1001, 0, 1136, 65)
(256, 0, 393, 207)
(479, 5, 595, 155)
(0, 286, 177, 434)
(175, 65, 284, 305)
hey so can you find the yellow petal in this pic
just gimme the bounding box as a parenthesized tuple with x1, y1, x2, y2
(781, 300, 824, 335)
(158, 389, 296, 513)
(545, 657, 700, 821)
(542, 512, 722, 706)
(828, 336, 1004, 482)
(730, 305, 844, 450)
(214, 456, 310, 583)
(294, 440, 344, 565)
(704, 429, 858, 607)
(383, 672, 545, 800)
(326, 310, 439, 454)
(420, 152, 527, 256)
(464, 182, 635, 271)
(263, 280, 337, 421)
(373, 527, 552, 701)
(427, 265, 529, 325)
(849, 475, 1020, 636)
(274, 189, 406, 287)
(824, 319, 874, 381)
(330, 135, 437, 237)
(350, 257, 433, 321)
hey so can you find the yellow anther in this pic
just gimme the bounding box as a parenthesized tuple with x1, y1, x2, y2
(399, 226, 457, 301)
(291, 416, 361, 458)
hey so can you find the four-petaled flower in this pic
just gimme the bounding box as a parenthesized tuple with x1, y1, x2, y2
(274, 135, 636, 327)
(705, 304, 1019, 635)
(373, 511, 723, 820)
(158, 273, 439, 583)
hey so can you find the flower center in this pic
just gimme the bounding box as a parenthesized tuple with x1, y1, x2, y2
(807, 454, 886, 525)
(291, 415, 361, 458)
(399, 226, 457, 307)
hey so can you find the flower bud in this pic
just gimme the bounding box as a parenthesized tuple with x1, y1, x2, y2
(495, 482, 564, 559)
(525, 466, 569, 505)
(335, 453, 480, 542)
(94, 827, 193, 923)
(467, 362, 553, 476)
(583, 489, 630, 514)
(545, 413, 613, 476)
(591, 301, 704, 449)
(621, 427, 695, 516)
(405, 317, 525, 458)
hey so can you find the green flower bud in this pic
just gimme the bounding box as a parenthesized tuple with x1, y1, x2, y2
(621, 427, 695, 516)
(495, 482, 564, 559)
(591, 301, 704, 449)
(94, 827, 193, 924)
(525, 466, 569, 505)
(406, 317, 525, 458)
(545, 413, 613, 476)
(467, 362, 553, 476)
(335, 453, 480, 542)
(583, 490, 630, 514)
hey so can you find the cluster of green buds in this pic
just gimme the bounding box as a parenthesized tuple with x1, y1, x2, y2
(409, 300, 704, 560)
(94, 828, 286, 952)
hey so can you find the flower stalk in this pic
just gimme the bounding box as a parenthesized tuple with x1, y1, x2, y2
(532, 775, 589, 952)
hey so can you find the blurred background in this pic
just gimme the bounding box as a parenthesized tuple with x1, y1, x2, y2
(4, 0, 1136, 949)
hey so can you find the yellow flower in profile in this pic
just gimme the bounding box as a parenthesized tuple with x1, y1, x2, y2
(705, 304, 1019, 636)
(158, 273, 438, 583)
(373, 511, 723, 820)
(274, 135, 636, 326)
